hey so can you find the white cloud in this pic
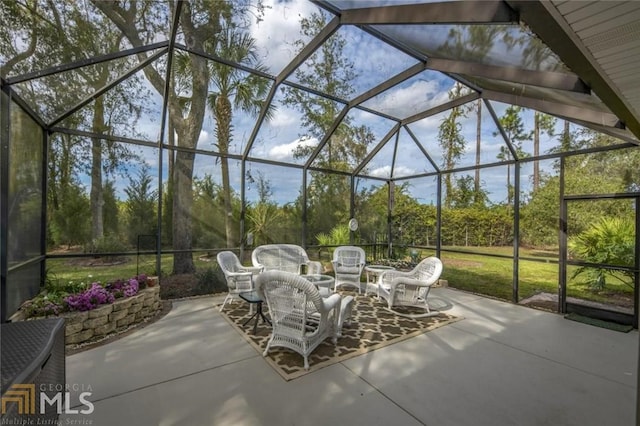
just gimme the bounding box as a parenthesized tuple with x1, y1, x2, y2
(135, 146, 159, 168)
(368, 165, 391, 178)
(411, 114, 442, 132)
(135, 119, 162, 141)
(393, 165, 418, 177)
(268, 136, 318, 160)
(367, 164, 418, 178)
(479, 139, 506, 156)
(368, 79, 451, 119)
(197, 130, 212, 148)
(250, 0, 318, 73)
(270, 109, 297, 128)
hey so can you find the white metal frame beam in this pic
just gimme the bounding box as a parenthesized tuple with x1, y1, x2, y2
(340, 1, 517, 25)
(426, 57, 589, 94)
(508, 0, 640, 139)
(482, 89, 622, 129)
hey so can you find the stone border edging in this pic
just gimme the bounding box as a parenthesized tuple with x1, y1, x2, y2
(13, 286, 162, 348)
(62, 286, 162, 345)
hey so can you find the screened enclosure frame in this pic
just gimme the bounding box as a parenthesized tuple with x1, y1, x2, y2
(560, 191, 640, 327)
(2, 0, 640, 325)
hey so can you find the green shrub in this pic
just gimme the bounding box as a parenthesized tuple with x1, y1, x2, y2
(84, 236, 129, 262)
(195, 266, 227, 295)
(45, 269, 91, 294)
(316, 225, 350, 255)
(568, 217, 634, 290)
(21, 291, 69, 318)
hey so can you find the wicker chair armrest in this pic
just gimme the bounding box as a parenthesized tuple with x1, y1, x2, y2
(332, 262, 365, 273)
(321, 293, 341, 312)
(390, 276, 433, 289)
(225, 271, 254, 279)
(241, 266, 263, 274)
(379, 270, 412, 283)
(307, 261, 323, 275)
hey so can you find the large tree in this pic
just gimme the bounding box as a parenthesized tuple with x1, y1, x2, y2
(474, 99, 482, 202)
(95, 1, 261, 273)
(60, 9, 138, 243)
(438, 82, 469, 209)
(532, 112, 556, 190)
(124, 167, 158, 246)
(521, 127, 640, 247)
(4, 1, 144, 246)
(494, 105, 532, 204)
(205, 23, 272, 248)
(283, 10, 375, 236)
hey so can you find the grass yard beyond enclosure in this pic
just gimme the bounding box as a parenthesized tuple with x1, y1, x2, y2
(45, 247, 633, 311)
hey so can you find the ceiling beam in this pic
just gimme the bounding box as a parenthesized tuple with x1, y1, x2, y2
(242, 83, 277, 159)
(354, 123, 400, 176)
(560, 119, 639, 146)
(389, 131, 400, 179)
(350, 62, 426, 107)
(243, 16, 340, 159)
(340, 1, 517, 25)
(426, 57, 589, 94)
(403, 124, 439, 173)
(484, 98, 518, 159)
(276, 16, 340, 84)
(5, 41, 170, 85)
(507, 0, 640, 139)
(402, 92, 479, 125)
(48, 48, 168, 127)
(176, 44, 273, 81)
(482, 89, 622, 129)
(305, 105, 350, 169)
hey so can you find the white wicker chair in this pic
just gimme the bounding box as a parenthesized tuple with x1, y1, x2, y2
(378, 257, 443, 318)
(217, 251, 262, 312)
(256, 271, 341, 370)
(331, 246, 366, 293)
(251, 244, 322, 275)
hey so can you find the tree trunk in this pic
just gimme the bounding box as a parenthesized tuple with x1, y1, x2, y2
(90, 96, 105, 242)
(94, 0, 218, 274)
(172, 149, 196, 274)
(168, 120, 175, 175)
(215, 95, 235, 248)
(563, 120, 570, 150)
(474, 99, 481, 200)
(444, 121, 454, 209)
(533, 112, 540, 191)
(163, 120, 176, 247)
(507, 164, 512, 205)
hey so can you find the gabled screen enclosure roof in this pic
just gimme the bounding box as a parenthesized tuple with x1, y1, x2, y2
(2, 0, 639, 178)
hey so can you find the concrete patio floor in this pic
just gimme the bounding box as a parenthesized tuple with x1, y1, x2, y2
(63, 287, 638, 426)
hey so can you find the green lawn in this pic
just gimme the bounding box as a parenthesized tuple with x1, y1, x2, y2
(45, 247, 633, 310)
(440, 251, 558, 301)
(439, 249, 633, 308)
(46, 253, 218, 286)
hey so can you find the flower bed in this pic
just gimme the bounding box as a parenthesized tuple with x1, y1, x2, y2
(11, 275, 162, 347)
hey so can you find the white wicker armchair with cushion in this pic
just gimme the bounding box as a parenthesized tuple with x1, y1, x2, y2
(251, 244, 322, 275)
(331, 246, 366, 293)
(256, 271, 342, 370)
(378, 256, 443, 318)
(217, 251, 263, 313)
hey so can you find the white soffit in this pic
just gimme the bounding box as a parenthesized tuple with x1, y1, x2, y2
(551, 0, 640, 134)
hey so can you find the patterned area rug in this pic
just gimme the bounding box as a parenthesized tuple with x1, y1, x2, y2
(220, 291, 462, 381)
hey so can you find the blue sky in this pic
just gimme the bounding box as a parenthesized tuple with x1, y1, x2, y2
(62, 0, 592, 207)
